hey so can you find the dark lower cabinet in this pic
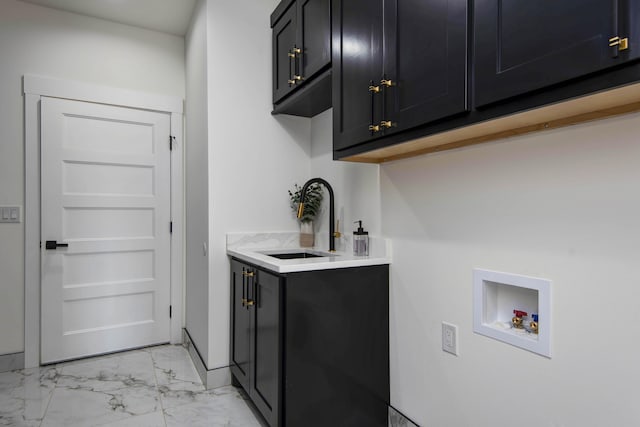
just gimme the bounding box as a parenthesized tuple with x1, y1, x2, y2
(230, 258, 390, 427)
(332, 0, 468, 151)
(230, 260, 281, 427)
(474, 0, 640, 107)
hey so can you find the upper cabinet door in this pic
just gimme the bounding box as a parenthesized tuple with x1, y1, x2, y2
(474, 0, 640, 107)
(298, 0, 331, 82)
(382, 0, 468, 135)
(332, 0, 385, 151)
(273, 4, 298, 103)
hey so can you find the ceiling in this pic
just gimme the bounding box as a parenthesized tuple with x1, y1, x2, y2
(18, 0, 198, 36)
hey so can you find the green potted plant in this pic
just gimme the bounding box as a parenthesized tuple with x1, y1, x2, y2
(288, 183, 323, 247)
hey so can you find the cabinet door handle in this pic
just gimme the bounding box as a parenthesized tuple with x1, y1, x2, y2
(288, 47, 295, 86)
(369, 80, 380, 134)
(380, 75, 397, 131)
(241, 268, 246, 307)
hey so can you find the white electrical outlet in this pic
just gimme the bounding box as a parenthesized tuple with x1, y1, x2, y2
(442, 322, 459, 356)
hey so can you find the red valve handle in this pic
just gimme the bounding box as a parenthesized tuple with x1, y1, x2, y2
(513, 310, 528, 317)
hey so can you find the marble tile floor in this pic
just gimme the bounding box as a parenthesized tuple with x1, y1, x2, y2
(0, 344, 266, 427)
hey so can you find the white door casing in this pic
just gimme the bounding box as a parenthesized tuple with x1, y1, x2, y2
(40, 97, 172, 363)
(24, 75, 184, 368)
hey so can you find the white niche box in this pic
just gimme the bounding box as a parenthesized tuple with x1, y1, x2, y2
(473, 269, 551, 357)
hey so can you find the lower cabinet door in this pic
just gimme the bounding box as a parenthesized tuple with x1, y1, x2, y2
(250, 269, 281, 427)
(230, 260, 251, 390)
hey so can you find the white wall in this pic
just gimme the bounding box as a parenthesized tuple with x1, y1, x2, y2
(185, 0, 211, 365)
(0, 0, 185, 356)
(204, 0, 311, 369)
(382, 112, 640, 426)
(309, 109, 381, 247)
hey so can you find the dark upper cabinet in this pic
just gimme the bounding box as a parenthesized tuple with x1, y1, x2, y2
(333, 0, 469, 151)
(331, 0, 384, 149)
(271, 0, 332, 115)
(474, 0, 640, 107)
(298, 0, 332, 82)
(272, 4, 298, 103)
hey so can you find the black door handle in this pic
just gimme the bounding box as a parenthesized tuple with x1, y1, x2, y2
(45, 240, 68, 250)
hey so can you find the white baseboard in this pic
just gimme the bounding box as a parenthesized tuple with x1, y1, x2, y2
(0, 352, 24, 373)
(183, 329, 231, 390)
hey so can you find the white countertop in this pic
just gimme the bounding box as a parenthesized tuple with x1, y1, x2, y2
(226, 232, 391, 273)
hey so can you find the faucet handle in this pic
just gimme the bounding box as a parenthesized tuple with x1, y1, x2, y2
(333, 219, 342, 238)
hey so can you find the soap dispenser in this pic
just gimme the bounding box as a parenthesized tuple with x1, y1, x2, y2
(353, 220, 369, 256)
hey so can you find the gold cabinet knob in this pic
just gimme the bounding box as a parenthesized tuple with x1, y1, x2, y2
(380, 120, 395, 129)
(288, 52, 296, 58)
(245, 300, 254, 307)
(368, 124, 380, 132)
(292, 47, 302, 55)
(368, 85, 380, 93)
(242, 271, 255, 277)
(380, 79, 394, 87)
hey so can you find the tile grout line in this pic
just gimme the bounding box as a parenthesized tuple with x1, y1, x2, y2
(147, 347, 169, 427)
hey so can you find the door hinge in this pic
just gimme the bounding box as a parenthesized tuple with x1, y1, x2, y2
(170, 221, 173, 233)
(169, 135, 176, 151)
(169, 305, 172, 318)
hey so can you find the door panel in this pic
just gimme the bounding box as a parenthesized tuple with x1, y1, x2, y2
(383, 0, 468, 134)
(230, 260, 251, 390)
(251, 270, 281, 427)
(273, 3, 298, 103)
(41, 97, 171, 364)
(474, 0, 639, 106)
(299, 0, 331, 81)
(332, 0, 384, 150)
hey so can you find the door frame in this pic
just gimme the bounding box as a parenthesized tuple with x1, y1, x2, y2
(23, 75, 184, 368)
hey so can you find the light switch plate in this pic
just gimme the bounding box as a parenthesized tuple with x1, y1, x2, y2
(0, 206, 21, 223)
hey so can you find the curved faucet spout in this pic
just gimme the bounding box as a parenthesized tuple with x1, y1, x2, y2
(298, 178, 337, 252)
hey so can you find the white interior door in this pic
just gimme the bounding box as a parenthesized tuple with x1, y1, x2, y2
(40, 97, 172, 364)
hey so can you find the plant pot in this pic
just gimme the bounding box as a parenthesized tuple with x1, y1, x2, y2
(299, 221, 314, 247)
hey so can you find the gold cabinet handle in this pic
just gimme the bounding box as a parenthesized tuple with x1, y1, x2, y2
(609, 36, 629, 50)
(368, 124, 380, 132)
(242, 271, 255, 277)
(289, 75, 303, 85)
(380, 79, 394, 87)
(368, 85, 380, 93)
(288, 52, 296, 58)
(292, 47, 301, 55)
(380, 120, 395, 129)
(245, 300, 255, 307)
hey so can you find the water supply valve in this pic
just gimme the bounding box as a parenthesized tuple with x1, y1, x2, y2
(512, 310, 527, 329)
